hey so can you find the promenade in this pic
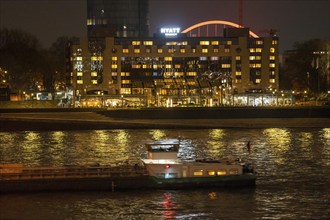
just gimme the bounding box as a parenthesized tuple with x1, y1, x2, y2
(1, 107, 329, 131)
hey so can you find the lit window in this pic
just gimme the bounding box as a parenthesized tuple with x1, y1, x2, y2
(143, 41, 153, 45)
(213, 49, 219, 53)
(120, 88, 131, 94)
(200, 41, 209, 45)
(270, 56, 275, 60)
(235, 56, 241, 60)
(111, 72, 117, 76)
(123, 49, 129, 53)
(227, 40, 232, 45)
(272, 40, 278, 45)
(142, 64, 152, 69)
(77, 80, 83, 84)
(76, 56, 82, 61)
(132, 64, 141, 69)
(249, 64, 262, 68)
(174, 64, 181, 68)
(91, 56, 97, 61)
(157, 48, 163, 53)
(256, 56, 261, 60)
(235, 71, 241, 76)
(92, 80, 97, 84)
(210, 57, 218, 60)
(211, 41, 219, 45)
(132, 41, 140, 45)
(270, 48, 275, 53)
(256, 48, 262, 52)
(168, 48, 175, 53)
(222, 64, 231, 68)
(121, 80, 131, 84)
(199, 57, 207, 61)
(249, 56, 256, 60)
(202, 48, 208, 53)
(146, 48, 151, 53)
(256, 79, 261, 84)
(187, 72, 197, 76)
(224, 48, 230, 53)
(256, 40, 263, 45)
(180, 48, 185, 53)
(164, 57, 172, 61)
(193, 170, 203, 176)
(111, 64, 117, 69)
(91, 72, 97, 77)
(192, 49, 196, 53)
(217, 170, 226, 175)
(112, 57, 117, 61)
(269, 79, 275, 83)
(153, 64, 158, 69)
(97, 56, 103, 61)
(77, 72, 83, 76)
(207, 171, 216, 176)
(134, 49, 140, 53)
(165, 64, 172, 68)
(249, 48, 255, 53)
(269, 63, 275, 68)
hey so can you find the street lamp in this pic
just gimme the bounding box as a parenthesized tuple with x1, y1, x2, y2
(121, 95, 124, 108)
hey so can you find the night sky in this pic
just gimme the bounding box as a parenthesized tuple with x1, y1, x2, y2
(0, 0, 329, 52)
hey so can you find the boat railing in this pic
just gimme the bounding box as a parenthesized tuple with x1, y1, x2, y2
(0, 165, 148, 180)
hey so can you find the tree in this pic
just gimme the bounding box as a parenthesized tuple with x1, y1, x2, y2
(283, 38, 330, 93)
(47, 36, 79, 91)
(0, 28, 44, 92)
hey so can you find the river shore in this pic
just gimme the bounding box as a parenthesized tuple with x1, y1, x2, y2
(0, 107, 329, 131)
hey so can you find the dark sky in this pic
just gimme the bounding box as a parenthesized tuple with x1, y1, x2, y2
(0, 0, 329, 52)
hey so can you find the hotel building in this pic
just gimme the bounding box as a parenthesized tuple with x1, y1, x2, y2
(69, 27, 280, 107)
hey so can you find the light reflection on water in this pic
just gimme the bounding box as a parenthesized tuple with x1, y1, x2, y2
(0, 128, 329, 219)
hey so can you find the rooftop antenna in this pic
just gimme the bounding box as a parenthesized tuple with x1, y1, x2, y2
(239, 0, 243, 27)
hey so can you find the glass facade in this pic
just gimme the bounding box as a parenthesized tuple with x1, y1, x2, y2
(87, 0, 149, 38)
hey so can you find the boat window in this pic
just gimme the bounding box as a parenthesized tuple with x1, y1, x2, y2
(193, 170, 203, 176)
(229, 169, 238, 175)
(156, 173, 165, 178)
(165, 173, 178, 179)
(207, 171, 216, 176)
(217, 170, 227, 175)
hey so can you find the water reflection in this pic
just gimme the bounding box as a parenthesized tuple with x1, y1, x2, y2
(149, 129, 167, 140)
(263, 128, 291, 165)
(205, 129, 226, 158)
(0, 128, 329, 219)
(162, 192, 177, 219)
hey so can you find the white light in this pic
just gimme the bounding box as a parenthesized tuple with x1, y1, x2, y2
(160, 27, 181, 37)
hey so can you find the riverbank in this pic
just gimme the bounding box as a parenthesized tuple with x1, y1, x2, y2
(0, 106, 329, 131)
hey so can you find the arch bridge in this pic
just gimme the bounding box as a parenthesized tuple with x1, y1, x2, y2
(181, 20, 259, 38)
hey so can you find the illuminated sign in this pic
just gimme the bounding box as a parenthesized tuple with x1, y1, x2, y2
(160, 27, 181, 37)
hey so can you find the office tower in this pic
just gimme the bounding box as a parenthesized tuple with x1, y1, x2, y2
(87, 0, 149, 38)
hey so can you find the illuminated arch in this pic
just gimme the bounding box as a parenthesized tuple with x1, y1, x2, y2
(181, 20, 259, 38)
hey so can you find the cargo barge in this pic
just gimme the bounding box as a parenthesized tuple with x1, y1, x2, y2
(0, 141, 256, 193)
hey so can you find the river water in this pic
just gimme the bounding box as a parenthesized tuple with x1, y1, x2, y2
(0, 128, 329, 219)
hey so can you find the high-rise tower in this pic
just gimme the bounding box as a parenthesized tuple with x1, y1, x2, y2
(87, 0, 149, 38)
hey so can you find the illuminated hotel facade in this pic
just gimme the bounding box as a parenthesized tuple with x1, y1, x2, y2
(69, 26, 282, 107)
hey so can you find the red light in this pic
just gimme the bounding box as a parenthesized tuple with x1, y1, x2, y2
(165, 164, 171, 169)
